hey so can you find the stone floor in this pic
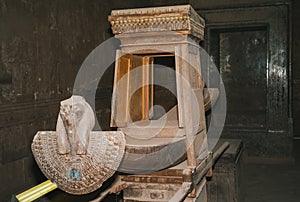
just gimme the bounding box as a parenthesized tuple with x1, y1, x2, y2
(241, 140, 300, 202)
(25, 140, 300, 202)
(242, 163, 300, 202)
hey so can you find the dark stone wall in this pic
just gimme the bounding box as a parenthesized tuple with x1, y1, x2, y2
(0, 0, 147, 200)
(191, 0, 299, 141)
(292, 0, 300, 137)
(190, 0, 295, 159)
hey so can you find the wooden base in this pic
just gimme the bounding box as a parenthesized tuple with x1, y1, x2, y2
(122, 160, 209, 202)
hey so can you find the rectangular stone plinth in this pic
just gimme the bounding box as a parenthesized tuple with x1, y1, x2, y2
(206, 139, 243, 202)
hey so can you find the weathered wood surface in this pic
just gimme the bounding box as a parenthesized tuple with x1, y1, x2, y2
(120, 120, 186, 138)
(119, 136, 186, 173)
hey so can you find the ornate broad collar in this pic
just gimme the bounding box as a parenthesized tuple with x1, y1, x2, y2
(31, 96, 126, 194)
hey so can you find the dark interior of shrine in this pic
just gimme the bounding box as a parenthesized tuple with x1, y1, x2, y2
(1, 0, 300, 201)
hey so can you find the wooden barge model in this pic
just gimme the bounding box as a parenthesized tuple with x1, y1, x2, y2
(21, 5, 228, 202)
